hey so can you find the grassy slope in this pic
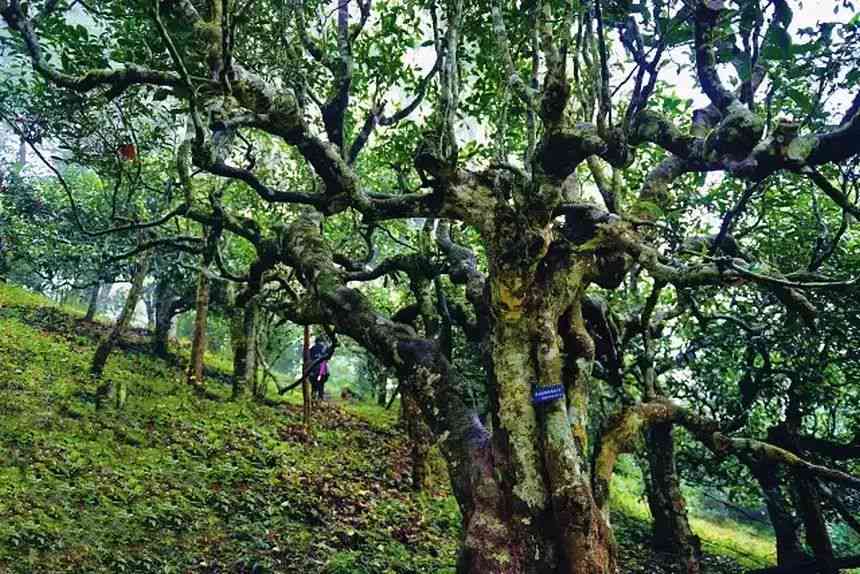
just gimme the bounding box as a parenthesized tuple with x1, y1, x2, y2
(0, 283, 776, 573)
(611, 473, 774, 570)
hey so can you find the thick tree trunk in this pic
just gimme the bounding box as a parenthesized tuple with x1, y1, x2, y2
(645, 422, 701, 574)
(91, 254, 150, 379)
(186, 267, 210, 387)
(279, 214, 619, 573)
(751, 464, 807, 566)
(230, 298, 257, 399)
(455, 269, 616, 574)
(84, 282, 101, 321)
(403, 390, 432, 491)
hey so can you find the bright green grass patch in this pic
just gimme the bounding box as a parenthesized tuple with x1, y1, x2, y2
(346, 401, 401, 431)
(0, 282, 90, 320)
(611, 464, 775, 569)
(0, 282, 57, 309)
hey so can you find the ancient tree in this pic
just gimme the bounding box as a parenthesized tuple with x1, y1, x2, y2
(3, 0, 860, 572)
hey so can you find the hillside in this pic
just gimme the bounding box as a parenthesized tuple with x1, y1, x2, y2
(0, 283, 776, 573)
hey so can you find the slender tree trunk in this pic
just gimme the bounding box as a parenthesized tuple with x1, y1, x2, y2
(403, 390, 432, 491)
(376, 370, 387, 406)
(751, 464, 807, 566)
(644, 422, 701, 574)
(17, 136, 26, 166)
(152, 278, 183, 357)
(152, 295, 174, 357)
(793, 475, 837, 574)
(186, 266, 210, 387)
(302, 325, 311, 428)
(230, 298, 257, 399)
(781, 408, 836, 573)
(230, 306, 248, 397)
(0, 229, 7, 281)
(84, 283, 101, 321)
(249, 312, 263, 400)
(91, 254, 150, 379)
(143, 286, 156, 331)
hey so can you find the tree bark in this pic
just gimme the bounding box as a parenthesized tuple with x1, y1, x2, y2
(91, 254, 150, 379)
(403, 390, 432, 491)
(186, 266, 210, 387)
(645, 422, 701, 574)
(230, 296, 257, 399)
(793, 475, 837, 574)
(142, 284, 156, 331)
(376, 369, 387, 406)
(302, 325, 311, 428)
(84, 282, 101, 321)
(467, 264, 616, 574)
(152, 282, 175, 357)
(750, 464, 807, 566)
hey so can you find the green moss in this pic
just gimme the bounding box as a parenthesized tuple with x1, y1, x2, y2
(193, 20, 221, 42)
(705, 103, 765, 159)
(493, 548, 512, 564)
(786, 136, 817, 162)
(493, 322, 547, 511)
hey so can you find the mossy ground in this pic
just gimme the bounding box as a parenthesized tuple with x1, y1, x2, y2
(0, 283, 459, 573)
(0, 282, 778, 573)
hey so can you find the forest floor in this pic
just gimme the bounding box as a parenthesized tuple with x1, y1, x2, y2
(0, 282, 777, 573)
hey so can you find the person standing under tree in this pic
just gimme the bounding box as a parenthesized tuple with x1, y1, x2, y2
(307, 337, 330, 400)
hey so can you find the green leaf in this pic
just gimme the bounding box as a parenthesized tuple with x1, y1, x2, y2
(786, 87, 812, 114)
